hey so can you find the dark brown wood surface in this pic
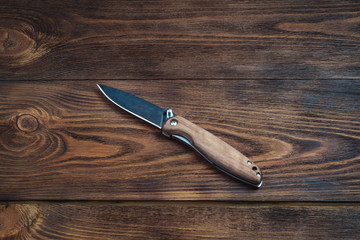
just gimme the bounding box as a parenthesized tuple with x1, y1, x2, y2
(0, 0, 359, 80)
(1, 80, 360, 201)
(1, 0, 360, 239)
(1, 202, 359, 240)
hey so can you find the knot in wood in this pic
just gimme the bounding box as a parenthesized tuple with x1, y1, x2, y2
(0, 204, 40, 238)
(16, 114, 39, 133)
(0, 29, 34, 57)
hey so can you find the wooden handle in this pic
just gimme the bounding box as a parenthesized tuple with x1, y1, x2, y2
(162, 116, 263, 188)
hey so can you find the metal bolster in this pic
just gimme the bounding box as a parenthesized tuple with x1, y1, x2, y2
(161, 108, 175, 128)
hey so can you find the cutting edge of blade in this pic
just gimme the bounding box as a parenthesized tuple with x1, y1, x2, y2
(97, 84, 164, 129)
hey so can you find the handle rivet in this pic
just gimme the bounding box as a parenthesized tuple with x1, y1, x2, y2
(170, 119, 178, 126)
(256, 173, 261, 178)
(247, 160, 252, 165)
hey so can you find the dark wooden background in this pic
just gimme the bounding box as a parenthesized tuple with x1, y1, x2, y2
(1, 0, 360, 239)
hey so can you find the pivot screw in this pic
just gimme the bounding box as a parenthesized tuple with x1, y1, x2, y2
(170, 119, 178, 126)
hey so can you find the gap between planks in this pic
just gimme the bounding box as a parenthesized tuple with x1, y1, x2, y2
(1, 201, 360, 207)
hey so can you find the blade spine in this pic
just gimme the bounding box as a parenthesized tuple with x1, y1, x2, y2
(97, 84, 163, 129)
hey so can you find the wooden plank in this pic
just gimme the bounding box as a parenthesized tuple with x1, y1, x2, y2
(1, 202, 359, 239)
(1, 80, 359, 201)
(0, 0, 359, 80)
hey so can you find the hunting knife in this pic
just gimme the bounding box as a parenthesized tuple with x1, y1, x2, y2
(98, 84, 263, 188)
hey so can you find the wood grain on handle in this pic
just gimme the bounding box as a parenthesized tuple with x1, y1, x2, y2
(162, 116, 263, 187)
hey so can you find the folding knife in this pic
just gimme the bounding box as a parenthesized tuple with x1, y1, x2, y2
(97, 84, 263, 188)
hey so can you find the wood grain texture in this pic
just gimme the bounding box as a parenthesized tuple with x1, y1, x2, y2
(1, 202, 359, 240)
(0, 0, 359, 80)
(1, 80, 359, 201)
(1, 1, 359, 238)
(163, 116, 263, 187)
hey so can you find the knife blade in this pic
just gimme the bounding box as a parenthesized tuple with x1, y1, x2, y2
(97, 84, 263, 188)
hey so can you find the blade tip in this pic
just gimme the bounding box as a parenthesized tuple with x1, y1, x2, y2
(97, 84, 107, 91)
